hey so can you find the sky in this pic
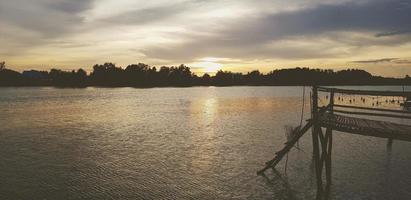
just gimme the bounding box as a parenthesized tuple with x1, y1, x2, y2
(0, 0, 411, 77)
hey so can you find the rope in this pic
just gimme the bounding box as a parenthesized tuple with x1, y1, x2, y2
(284, 86, 306, 174)
(297, 86, 306, 148)
(300, 86, 306, 127)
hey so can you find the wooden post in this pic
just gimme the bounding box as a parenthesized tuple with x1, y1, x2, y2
(312, 87, 334, 199)
(325, 90, 334, 194)
(311, 86, 323, 198)
(387, 138, 393, 152)
(329, 89, 334, 113)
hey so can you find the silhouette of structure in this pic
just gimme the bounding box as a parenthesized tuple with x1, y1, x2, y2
(258, 86, 411, 200)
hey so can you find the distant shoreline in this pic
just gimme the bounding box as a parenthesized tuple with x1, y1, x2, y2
(1, 84, 411, 89)
(1, 63, 410, 87)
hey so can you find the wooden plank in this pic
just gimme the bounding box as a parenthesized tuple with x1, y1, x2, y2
(323, 124, 411, 141)
(333, 109, 411, 119)
(334, 104, 411, 114)
(319, 113, 411, 141)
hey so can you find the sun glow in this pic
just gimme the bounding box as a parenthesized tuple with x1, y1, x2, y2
(192, 57, 223, 74)
(200, 62, 221, 74)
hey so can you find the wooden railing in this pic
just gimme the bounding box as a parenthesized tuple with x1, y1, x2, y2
(317, 86, 411, 97)
(315, 86, 411, 119)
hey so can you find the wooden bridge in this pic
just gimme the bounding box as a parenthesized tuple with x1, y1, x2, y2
(258, 86, 411, 199)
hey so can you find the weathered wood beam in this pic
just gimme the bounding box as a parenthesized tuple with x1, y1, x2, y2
(333, 109, 411, 119)
(313, 125, 324, 198)
(257, 120, 314, 175)
(257, 105, 331, 175)
(312, 86, 325, 197)
(320, 124, 411, 142)
(325, 127, 332, 187)
(334, 104, 411, 114)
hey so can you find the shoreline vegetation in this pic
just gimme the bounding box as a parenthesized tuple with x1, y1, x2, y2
(1, 62, 410, 87)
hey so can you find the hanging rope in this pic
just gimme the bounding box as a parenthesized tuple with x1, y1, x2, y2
(284, 127, 290, 174)
(297, 86, 306, 149)
(284, 86, 306, 174)
(403, 85, 406, 103)
(299, 86, 306, 127)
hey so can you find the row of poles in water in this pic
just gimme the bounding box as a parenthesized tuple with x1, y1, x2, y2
(323, 94, 405, 107)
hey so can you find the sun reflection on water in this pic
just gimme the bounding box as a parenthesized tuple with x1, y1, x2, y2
(188, 97, 220, 173)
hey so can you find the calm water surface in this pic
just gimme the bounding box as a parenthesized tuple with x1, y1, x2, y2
(1, 86, 411, 199)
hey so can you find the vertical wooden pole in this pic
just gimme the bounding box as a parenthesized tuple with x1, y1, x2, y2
(325, 90, 334, 193)
(311, 86, 323, 198)
(329, 89, 334, 113)
(313, 87, 334, 199)
(387, 138, 393, 151)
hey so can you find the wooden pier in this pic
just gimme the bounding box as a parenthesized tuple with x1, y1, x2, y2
(320, 113, 411, 142)
(258, 86, 411, 199)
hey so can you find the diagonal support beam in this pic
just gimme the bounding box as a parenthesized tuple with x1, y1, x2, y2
(257, 120, 314, 175)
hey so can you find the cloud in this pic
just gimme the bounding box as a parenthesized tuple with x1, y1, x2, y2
(99, 3, 189, 25)
(260, 0, 411, 40)
(0, 0, 94, 37)
(0, 0, 97, 57)
(352, 58, 411, 64)
(1, 0, 411, 77)
(376, 30, 411, 37)
(143, 0, 411, 61)
(394, 59, 411, 64)
(352, 58, 399, 64)
(47, 0, 95, 13)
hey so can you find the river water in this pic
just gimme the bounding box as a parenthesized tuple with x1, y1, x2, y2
(0, 86, 410, 199)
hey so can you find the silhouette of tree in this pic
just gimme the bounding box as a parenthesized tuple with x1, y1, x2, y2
(0, 61, 24, 86)
(0, 61, 5, 70)
(213, 70, 244, 86)
(0, 62, 410, 87)
(75, 69, 88, 87)
(124, 63, 153, 87)
(201, 73, 211, 85)
(168, 64, 193, 86)
(245, 70, 263, 85)
(90, 63, 124, 86)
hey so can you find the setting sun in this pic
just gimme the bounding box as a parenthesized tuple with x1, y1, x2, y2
(200, 62, 221, 74)
(192, 57, 223, 74)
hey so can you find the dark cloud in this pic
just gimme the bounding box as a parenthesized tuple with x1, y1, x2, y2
(225, 0, 411, 45)
(46, 0, 94, 13)
(0, 0, 94, 37)
(352, 58, 398, 64)
(264, 0, 411, 39)
(376, 30, 411, 37)
(352, 58, 411, 64)
(144, 0, 411, 61)
(100, 4, 189, 25)
(393, 59, 411, 64)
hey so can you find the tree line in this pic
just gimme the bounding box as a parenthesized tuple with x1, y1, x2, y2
(0, 62, 410, 87)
